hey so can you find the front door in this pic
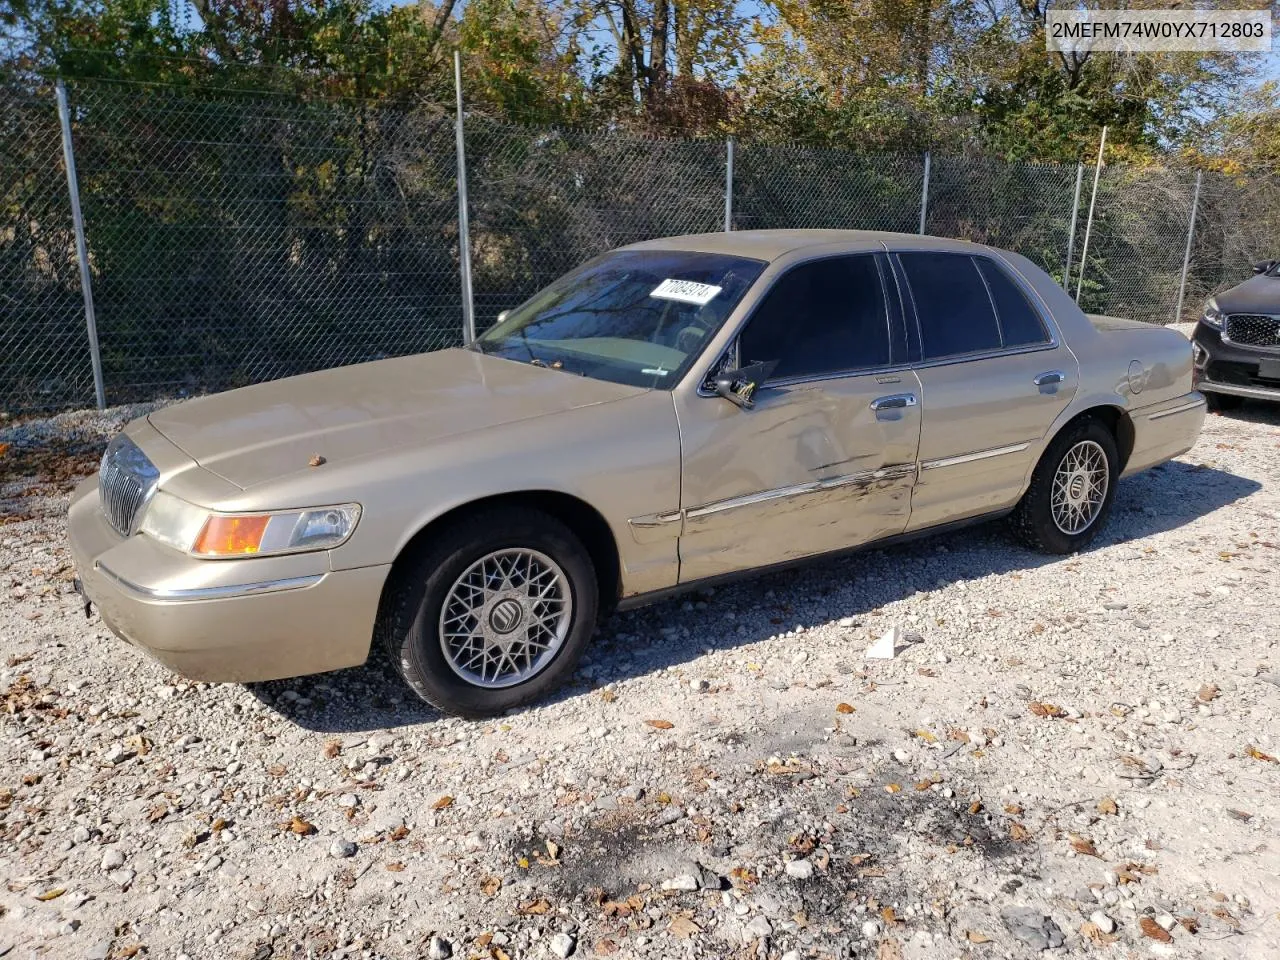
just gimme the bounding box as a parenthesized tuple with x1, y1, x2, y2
(674, 253, 922, 582)
(892, 251, 1079, 530)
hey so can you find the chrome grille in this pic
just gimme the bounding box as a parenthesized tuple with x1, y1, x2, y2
(1225, 313, 1280, 348)
(98, 434, 159, 537)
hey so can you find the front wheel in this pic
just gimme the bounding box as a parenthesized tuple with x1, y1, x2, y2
(1010, 418, 1119, 554)
(379, 506, 599, 718)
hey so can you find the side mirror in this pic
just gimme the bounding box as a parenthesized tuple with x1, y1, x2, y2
(714, 360, 778, 410)
(1251, 260, 1276, 275)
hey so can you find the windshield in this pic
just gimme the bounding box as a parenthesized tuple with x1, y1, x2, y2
(474, 249, 766, 388)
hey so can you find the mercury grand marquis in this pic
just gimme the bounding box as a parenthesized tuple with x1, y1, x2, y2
(69, 230, 1206, 717)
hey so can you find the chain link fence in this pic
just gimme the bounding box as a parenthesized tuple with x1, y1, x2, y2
(3, 74, 1279, 415)
(1, 78, 97, 411)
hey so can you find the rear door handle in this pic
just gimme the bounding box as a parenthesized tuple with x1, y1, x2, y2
(1033, 370, 1065, 387)
(870, 393, 917, 411)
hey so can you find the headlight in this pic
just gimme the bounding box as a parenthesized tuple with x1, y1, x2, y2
(138, 492, 360, 558)
(1202, 300, 1225, 330)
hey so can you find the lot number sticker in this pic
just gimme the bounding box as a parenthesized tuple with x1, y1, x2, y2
(650, 278, 722, 306)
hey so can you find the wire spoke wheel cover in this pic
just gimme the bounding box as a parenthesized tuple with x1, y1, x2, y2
(438, 548, 573, 689)
(1050, 440, 1109, 535)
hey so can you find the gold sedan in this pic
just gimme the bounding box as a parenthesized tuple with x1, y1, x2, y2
(69, 230, 1206, 716)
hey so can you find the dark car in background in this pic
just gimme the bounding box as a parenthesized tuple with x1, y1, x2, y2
(1193, 259, 1280, 410)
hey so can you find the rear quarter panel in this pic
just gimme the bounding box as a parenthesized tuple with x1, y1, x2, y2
(1000, 251, 1203, 482)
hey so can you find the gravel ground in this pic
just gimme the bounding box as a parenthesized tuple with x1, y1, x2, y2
(1, 400, 1279, 960)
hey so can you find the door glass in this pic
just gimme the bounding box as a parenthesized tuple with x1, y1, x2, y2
(900, 252, 1002, 360)
(976, 259, 1050, 347)
(739, 255, 890, 380)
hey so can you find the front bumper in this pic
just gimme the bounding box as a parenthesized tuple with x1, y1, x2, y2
(1191, 322, 1280, 402)
(67, 476, 390, 683)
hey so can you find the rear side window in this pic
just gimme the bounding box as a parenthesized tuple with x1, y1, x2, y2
(740, 254, 890, 380)
(899, 252, 1001, 360)
(977, 259, 1050, 347)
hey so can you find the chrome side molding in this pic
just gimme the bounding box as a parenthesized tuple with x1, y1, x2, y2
(920, 442, 1030, 471)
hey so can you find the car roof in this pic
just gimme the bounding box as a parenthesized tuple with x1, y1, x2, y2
(622, 228, 986, 261)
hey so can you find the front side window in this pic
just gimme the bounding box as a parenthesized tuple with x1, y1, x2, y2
(899, 252, 1002, 360)
(739, 254, 891, 380)
(474, 250, 765, 388)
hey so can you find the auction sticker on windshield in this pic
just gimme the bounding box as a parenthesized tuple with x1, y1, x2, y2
(650, 278, 722, 305)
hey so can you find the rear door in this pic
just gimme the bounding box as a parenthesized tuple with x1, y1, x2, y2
(673, 252, 922, 582)
(893, 251, 1078, 530)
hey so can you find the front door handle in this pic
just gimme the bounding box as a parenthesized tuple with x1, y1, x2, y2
(870, 393, 918, 411)
(1033, 370, 1065, 387)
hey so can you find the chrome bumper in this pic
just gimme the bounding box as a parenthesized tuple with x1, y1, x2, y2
(1197, 379, 1280, 401)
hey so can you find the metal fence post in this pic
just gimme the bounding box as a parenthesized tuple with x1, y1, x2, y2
(723, 137, 734, 232)
(55, 79, 106, 410)
(453, 51, 476, 345)
(1063, 162, 1084, 288)
(1075, 125, 1107, 304)
(918, 151, 931, 235)
(1174, 170, 1203, 324)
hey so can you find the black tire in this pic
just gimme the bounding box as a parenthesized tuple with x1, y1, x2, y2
(1204, 392, 1243, 413)
(377, 506, 599, 718)
(1010, 417, 1119, 555)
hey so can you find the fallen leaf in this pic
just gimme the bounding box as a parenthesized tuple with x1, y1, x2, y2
(493, 947, 512, 960)
(1080, 921, 1118, 946)
(385, 862, 405, 872)
(1070, 835, 1101, 858)
(1197, 683, 1220, 703)
(1226, 808, 1253, 822)
(668, 915, 701, 938)
(965, 930, 992, 944)
(34, 888, 64, 901)
(480, 875, 502, 896)
(1029, 701, 1066, 718)
(1097, 796, 1118, 816)
(1003, 803, 1023, 815)
(645, 719, 674, 730)
(885, 783, 901, 794)
(968, 800, 983, 815)
(593, 939, 619, 955)
(432, 795, 454, 810)
(913, 729, 938, 743)
(545, 839, 561, 862)
(876, 939, 903, 960)
(835, 703, 855, 714)
(598, 688, 617, 703)
(881, 906, 899, 926)
(288, 817, 316, 836)
(1139, 917, 1173, 943)
(111, 947, 143, 960)
(266, 763, 287, 778)
(518, 898, 552, 915)
(1009, 822, 1030, 842)
(308, 454, 326, 467)
(1245, 744, 1277, 763)
(1178, 916, 1199, 934)
(322, 739, 342, 759)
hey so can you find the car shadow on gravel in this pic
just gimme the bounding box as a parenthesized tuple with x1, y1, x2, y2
(250, 461, 1259, 733)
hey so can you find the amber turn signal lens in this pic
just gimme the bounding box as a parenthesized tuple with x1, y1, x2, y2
(192, 514, 271, 556)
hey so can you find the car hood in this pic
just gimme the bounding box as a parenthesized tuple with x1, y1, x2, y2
(147, 348, 647, 490)
(1213, 274, 1280, 314)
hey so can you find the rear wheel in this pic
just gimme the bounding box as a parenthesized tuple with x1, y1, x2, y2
(379, 506, 598, 718)
(1204, 391, 1243, 413)
(1010, 418, 1119, 554)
